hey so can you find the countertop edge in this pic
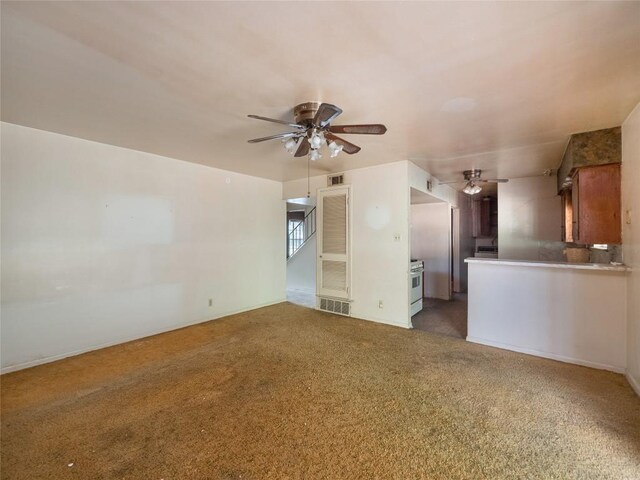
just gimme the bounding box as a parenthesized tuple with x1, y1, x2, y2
(464, 257, 631, 272)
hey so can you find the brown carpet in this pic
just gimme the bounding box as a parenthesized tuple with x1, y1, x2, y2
(412, 294, 468, 339)
(1, 302, 639, 479)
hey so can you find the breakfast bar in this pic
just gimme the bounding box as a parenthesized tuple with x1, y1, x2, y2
(465, 257, 630, 372)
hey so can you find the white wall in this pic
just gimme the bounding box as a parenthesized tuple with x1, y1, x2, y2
(622, 102, 640, 395)
(1, 123, 286, 372)
(283, 161, 411, 328)
(286, 235, 316, 294)
(408, 161, 459, 206)
(498, 176, 562, 261)
(411, 203, 451, 299)
(467, 260, 628, 373)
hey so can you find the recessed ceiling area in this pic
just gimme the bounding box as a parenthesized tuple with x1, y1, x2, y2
(2, 1, 639, 183)
(410, 188, 446, 205)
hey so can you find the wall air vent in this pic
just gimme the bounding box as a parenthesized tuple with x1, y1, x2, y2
(327, 173, 345, 187)
(318, 296, 351, 316)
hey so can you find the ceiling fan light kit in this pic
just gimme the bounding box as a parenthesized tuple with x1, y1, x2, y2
(463, 182, 483, 195)
(247, 102, 387, 162)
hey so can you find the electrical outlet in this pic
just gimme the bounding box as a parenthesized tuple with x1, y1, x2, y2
(208, 299, 213, 307)
(378, 300, 384, 309)
(625, 209, 632, 225)
(393, 234, 401, 242)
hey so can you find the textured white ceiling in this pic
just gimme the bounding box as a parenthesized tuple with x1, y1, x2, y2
(2, 1, 639, 183)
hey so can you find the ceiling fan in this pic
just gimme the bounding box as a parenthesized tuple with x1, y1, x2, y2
(439, 169, 509, 195)
(247, 102, 387, 161)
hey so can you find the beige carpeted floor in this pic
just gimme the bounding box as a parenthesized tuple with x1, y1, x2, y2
(1, 302, 639, 479)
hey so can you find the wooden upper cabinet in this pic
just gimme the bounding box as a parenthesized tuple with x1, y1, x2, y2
(571, 163, 621, 244)
(471, 197, 495, 238)
(561, 190, 573, 243)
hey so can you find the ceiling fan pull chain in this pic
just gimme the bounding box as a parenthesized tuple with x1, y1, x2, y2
(307, 155, 311, 198)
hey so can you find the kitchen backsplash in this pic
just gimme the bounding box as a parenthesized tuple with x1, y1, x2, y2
(590, 244, 622, 264)
(539, 242, 623, 264)
(539, 242, 567, 262)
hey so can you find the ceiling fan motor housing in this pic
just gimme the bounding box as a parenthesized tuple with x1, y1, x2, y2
(463, 169, 483, 181)
(293, 102, 321, 127)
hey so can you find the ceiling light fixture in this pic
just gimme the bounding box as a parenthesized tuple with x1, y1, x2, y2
(283, 138, 298, 154)
(249, 102, 387, 162)
(309, 149, 322, 161)
(463, 181, 482, 195)
(309, 130, 324, 150)
(328, 141, 343, 158)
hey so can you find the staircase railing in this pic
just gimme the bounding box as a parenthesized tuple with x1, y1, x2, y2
(287, 207, 316, 259)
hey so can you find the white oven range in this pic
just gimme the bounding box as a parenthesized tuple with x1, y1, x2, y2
(410, 259, 424, 316)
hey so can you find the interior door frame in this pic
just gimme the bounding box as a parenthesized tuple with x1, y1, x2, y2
(316, 185, 352, 300)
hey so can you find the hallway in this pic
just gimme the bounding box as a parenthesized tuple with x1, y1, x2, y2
(286, 288, 315, 309)
(412, 294, 468, 339)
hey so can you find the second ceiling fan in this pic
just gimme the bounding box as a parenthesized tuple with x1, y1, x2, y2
(439, 169, 509, 195)
(247, 102, 387, 161)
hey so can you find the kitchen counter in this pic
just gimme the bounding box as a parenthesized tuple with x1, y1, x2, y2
(465, 257, 630, 272)
(466, 257, 628, 373)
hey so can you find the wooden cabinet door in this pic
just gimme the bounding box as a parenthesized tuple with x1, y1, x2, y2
(471, 199, 480, 237)
(561, 189, 574, 243)
(575, 163, 621, 244)
(571, 176, 580, 242)
(471, 198, 493, 238)
(480, 198, 492, 237)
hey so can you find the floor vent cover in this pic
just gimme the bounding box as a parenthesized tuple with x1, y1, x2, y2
(318, 297, 351, 316)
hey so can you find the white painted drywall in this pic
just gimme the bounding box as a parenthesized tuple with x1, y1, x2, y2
(1, 123, 286, 372)
(498, 176, 562, 260)
(622, 102, 640, 395)
(466, 260, 627, 372)
(411, 202, 451, 300)
(283, 161, 411, 328)
(408, 161, 459, 207)
(286, 234, 316, 294)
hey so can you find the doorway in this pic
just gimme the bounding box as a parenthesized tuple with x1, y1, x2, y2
(412, 295, 468, 339)
(285, 197, 316, 308)
(409, 188, 468, 338)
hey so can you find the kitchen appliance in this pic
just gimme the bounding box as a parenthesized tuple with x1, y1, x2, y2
(475, 246, 498, 258)
(410, 259, 424, 316)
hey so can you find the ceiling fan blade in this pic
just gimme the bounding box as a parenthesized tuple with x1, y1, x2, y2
(325, 132, 361, 154)
(248, 115, 305, 129)
(313, 103, 343, 128)
(294, 137, 310, 157)
(478, 179, 509, 183)
(438, 180, 465, 185)
(247, 132, 301, 143)
(328, 124, 387, 135)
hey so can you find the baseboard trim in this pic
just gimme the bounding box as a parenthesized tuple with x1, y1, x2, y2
(626, 372, 640, 397)
(1, 298, 286, 375)
(349, 313, 411, 330)
(466, 336, 626, 374)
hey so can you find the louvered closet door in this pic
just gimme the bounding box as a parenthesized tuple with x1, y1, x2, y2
(317, 186, 351, 299)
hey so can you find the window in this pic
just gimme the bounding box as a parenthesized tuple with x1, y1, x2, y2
(288, 219, 304, 257)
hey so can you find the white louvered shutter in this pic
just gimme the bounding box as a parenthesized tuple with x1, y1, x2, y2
(317, 186, 350, 299)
